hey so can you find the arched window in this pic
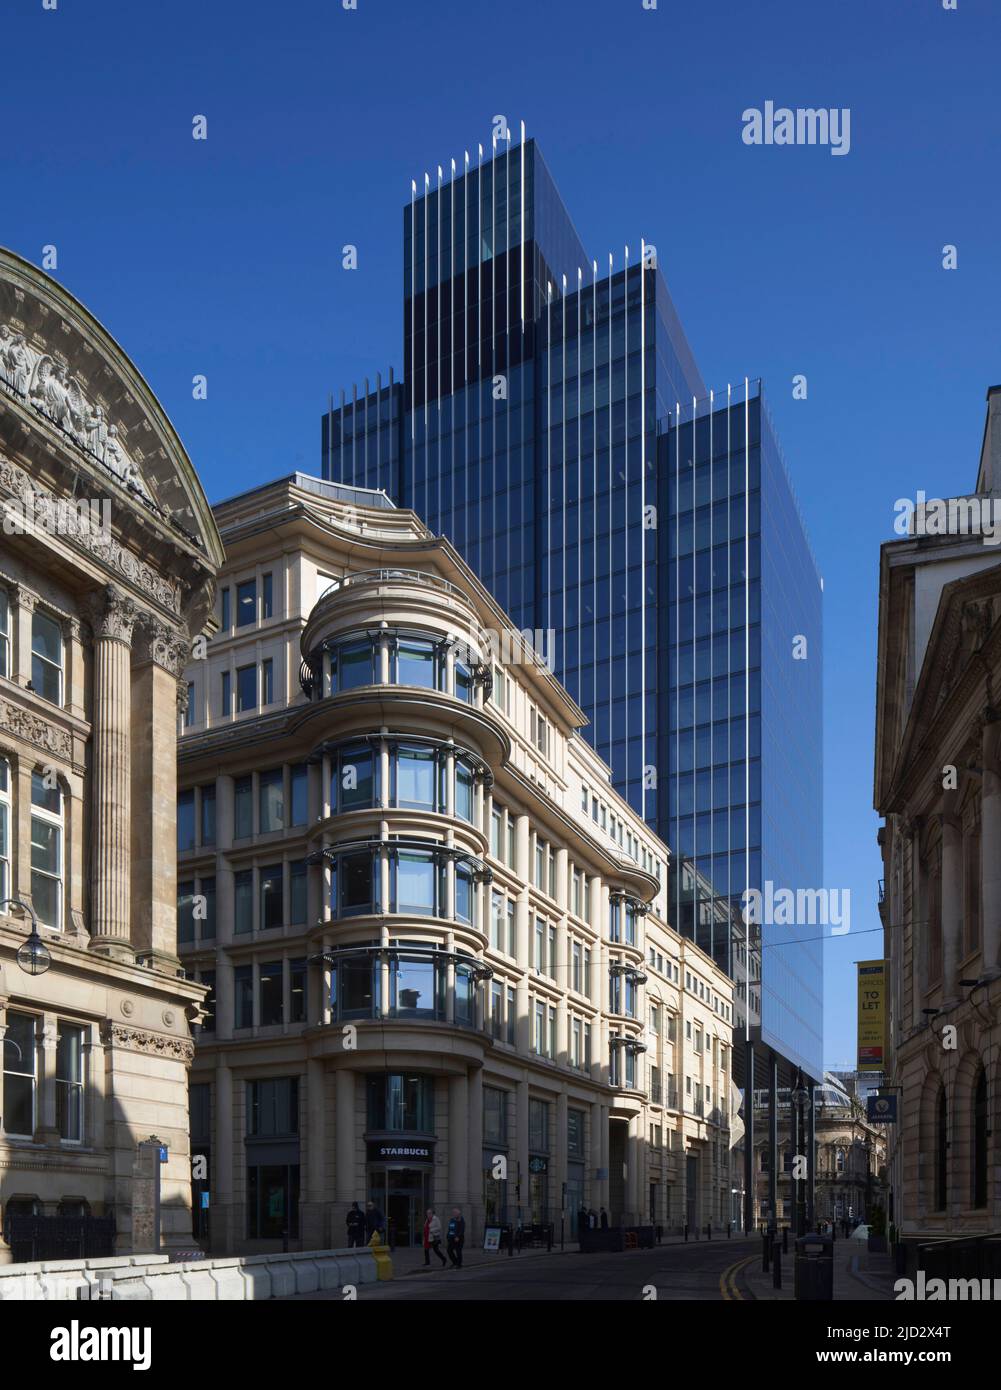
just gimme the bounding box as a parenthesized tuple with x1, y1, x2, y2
(30, 769, 63, 930)
(0, 755, 11, 904)
(835, 1147, 846, 1174)
(935, 1088, 948, 1211)
(972, 1068, 988, 1208)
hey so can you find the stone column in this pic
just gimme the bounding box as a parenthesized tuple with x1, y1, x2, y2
(88, 587, 138, 960)
(335, 1068, 357, 1236)
(555, 1090, 568, 1230)
(302, 1058, 327, 1249)
(940, 814, 962, 1005)
(981, 762, 1001, 978)
(214, 1061, 234, 1254)
(589, 1098, 602, 1210)
(448, 1072, 470, 1211)
(467, 1066, 484, 1243)
(516, 1079, 530, 1225)
(626, 1113, 641, 1223)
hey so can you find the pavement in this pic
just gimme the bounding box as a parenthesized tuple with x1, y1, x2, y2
(737, 1234, 896, 1302)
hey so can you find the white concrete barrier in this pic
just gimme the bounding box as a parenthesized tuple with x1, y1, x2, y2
(0, 1246, 381, 1300)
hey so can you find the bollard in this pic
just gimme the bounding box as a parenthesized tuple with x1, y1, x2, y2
(706, 1223, 711, 1241)
(782, 1227, 789, 1255)
(727, 1221, 732, 1239)
(684, 1223, 689, 1242)
(761, 1232, 770, 1273)
(773, 1241, 782, 1290)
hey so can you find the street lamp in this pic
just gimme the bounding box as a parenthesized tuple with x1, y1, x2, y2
(1, 897, 51, 976)
(792, 1080, 810, 1237)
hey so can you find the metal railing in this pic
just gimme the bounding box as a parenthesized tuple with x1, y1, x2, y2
(316, 569, 471, 606)
(915, 1232, 1001, 1281)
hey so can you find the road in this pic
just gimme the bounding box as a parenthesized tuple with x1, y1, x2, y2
(285, 1237, 761, 1302)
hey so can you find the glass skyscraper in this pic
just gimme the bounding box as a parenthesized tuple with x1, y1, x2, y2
(321, 128, 823, 1082)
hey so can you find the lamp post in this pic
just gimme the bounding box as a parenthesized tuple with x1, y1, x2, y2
(2, 898, 51, 976)
(792, 1079, 809, 1237)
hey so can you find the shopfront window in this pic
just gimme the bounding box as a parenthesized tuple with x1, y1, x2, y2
(247, 1164, 299, 1240)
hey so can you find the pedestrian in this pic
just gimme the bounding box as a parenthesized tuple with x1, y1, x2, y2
(446, 1206, 466, 1268)
(577, 1203, 588, 1238)
(365, 1200, 385, 1243)
(600, 1206, 609, 1230)
(588, 1208, 597, 1229)
(423, 1207, 446, 1269)
(346, 1201, 366, 1248)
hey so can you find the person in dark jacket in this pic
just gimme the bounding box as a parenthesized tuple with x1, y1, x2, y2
(446, 1207, 466, 1268)
(599, 1207, 609, 1229)
(577, 1204, 589, 1239)
(346, 1202, 366, 1248)
(365, 1200, 385, 1242)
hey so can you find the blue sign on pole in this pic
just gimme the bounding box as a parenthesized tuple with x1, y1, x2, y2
(866, 1094, 897, 1124)
(201, 1192, 210, 1209)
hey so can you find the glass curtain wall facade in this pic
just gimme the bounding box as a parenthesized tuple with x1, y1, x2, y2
(663, 384, 822, 1076)
(320, 129, 822, 1080)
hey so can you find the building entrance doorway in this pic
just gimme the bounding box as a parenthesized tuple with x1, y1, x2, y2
(368, 1166, 430, 1247)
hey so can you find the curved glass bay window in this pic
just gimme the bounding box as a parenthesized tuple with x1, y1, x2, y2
(320, 734, 488, 826)
(320, 838, 487, 928)
(608, 893, 647, 945)
(325, 945, 486, 1027)
(301, 626, 490, 705)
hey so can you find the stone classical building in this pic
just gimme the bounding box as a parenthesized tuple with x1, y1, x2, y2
(178, 473, 734, 1254)
(875, 385, 1001, 1258)
(0, 249, 222, 1261)
(748, 1073, 885, 1229)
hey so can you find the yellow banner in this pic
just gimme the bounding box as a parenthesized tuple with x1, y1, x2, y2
(857, 960, 887, 1072)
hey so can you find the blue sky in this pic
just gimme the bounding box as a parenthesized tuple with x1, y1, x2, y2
(4, 0, 999, 1067)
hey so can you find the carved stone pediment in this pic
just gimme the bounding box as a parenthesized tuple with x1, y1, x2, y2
(0, 318, 155, 505)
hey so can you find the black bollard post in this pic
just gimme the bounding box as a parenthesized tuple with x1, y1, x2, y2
(706, 1222, 711, 1241)
(684, 1223, 689, 1242)
(773, 1241, 782, 1290)
(762, 1232, 770, 1273)
(727, 1220, 732, 1239)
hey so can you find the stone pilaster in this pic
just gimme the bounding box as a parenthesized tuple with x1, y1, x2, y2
(131, 614, 189, 967)
(88, 586, 138, 960)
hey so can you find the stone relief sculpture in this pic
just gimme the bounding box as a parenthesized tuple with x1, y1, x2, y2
(0, 317, 154, 503)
